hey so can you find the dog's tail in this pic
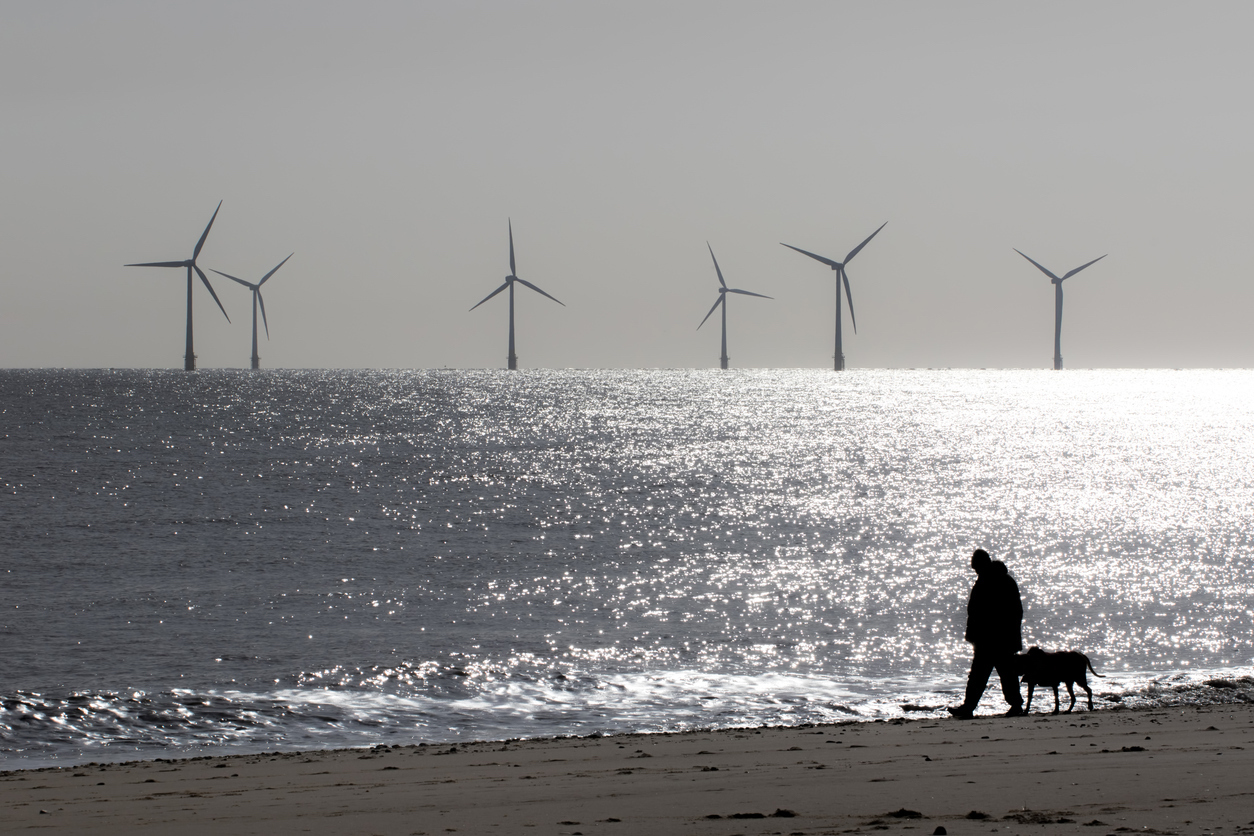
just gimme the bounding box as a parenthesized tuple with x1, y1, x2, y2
(1084, 654, 1104, 678)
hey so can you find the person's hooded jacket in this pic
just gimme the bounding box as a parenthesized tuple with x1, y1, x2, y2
(964, 560, 1023, 654)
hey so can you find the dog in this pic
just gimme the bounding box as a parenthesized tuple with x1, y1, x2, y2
(1015, 646, 1104, 714)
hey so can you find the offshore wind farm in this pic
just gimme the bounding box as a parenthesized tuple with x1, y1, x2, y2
(5, 4, 1253, 372)
(116, 206, 1124, 372)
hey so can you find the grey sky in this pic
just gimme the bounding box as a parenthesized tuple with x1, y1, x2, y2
(2, 1, 1252, 369)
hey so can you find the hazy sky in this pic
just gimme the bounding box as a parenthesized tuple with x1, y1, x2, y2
(3, 1, 1252, 369)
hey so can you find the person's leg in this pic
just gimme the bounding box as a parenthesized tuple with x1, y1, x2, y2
(961, 647, 995, 711)
(994, 654, 1024, 713)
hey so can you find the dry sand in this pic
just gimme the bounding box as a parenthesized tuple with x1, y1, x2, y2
(3, 704, 1252, 835)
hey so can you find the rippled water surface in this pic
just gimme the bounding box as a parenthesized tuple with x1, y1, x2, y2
(2, 369, 1252, 768)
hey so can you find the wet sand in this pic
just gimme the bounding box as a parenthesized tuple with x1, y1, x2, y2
(3, 704, 1252, 835)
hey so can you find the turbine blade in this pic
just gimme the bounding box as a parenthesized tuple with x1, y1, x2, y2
(257, 290, 270, 339)
(1061, 254, 1107, 280)
(508, 219, 516, 277)
(844, 221, 887, 264)
(211, 268, 256, 289)
(125, 260, 188, 268)
(727, 288, 772, 299)
(195, 264, 231, 323)
(780, 242, 841, 269)
(1013, 249, 1061, 282)
(697, 296, 723, 330)
(193, 201, 222, 261)
(707, 242, 726, 288)
(515, 277, 565, 306)
(470, 281, 510, 311)
(842, 267, 857, 334)
(258, 253, 294, 286)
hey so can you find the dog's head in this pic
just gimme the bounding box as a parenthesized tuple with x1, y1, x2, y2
(1013, 646, 1046, 677)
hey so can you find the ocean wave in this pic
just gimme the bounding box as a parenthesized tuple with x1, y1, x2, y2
(3, 668, 1251, 771)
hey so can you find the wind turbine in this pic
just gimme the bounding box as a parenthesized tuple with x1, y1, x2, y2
(212, 254, 293, 370)
(469, 220, 565, 370)
(125, 201, 230, 370)
(1014, 249, 1106, 370)
(698, 243, 771, 369)
(780, 222, 886, 370)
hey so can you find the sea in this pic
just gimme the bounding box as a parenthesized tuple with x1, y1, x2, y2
(2, 368, 1252, 770)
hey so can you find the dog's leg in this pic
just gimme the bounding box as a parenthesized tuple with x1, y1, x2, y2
(1064, 681, 1076, 713)
(1052, 685, 1061, 714)
(1080, 677, 1093, 711)
(1025, 683, 1035, 713)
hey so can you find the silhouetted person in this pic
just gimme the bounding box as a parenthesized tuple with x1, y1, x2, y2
(947, 549, 1024, 719)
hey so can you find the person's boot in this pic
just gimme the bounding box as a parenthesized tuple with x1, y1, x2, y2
(950, 676, 985, 719)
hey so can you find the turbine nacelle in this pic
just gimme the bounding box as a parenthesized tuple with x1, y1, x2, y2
(1015, 249, 1106, 284)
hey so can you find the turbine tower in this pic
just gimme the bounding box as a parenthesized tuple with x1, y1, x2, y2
(698, 243, 771, 369)
(780, 222, 886, 370)
(212, 254, 293, 370)
(125, 201, 230, 370)
(470, 220, 565, 370)
(1014, 249, 1106, 370)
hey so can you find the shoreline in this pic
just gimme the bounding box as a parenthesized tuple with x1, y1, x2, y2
(5, 670, 1251, 775)
(4, 703, 1252, 835)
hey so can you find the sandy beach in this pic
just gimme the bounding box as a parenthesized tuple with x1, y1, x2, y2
(3, 704, 1252, 835)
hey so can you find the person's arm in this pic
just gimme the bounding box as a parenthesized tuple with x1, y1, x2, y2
(964, 582, 985, 644)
